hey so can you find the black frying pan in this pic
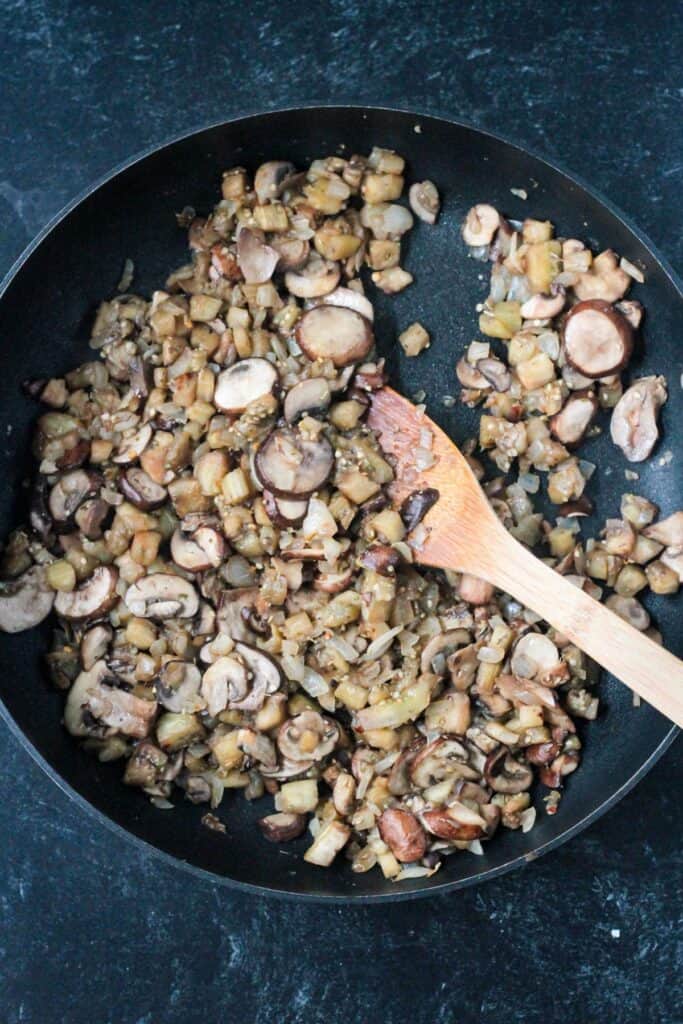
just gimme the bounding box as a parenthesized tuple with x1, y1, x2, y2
(0, 106, 680, 902)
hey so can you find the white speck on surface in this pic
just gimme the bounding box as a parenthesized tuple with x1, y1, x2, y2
(413, 124, 422, 134)
(657, 449, 673, 466)
(625, 469, 639, 480)
(611, 928, 621, 938)
(467, 46, 491, 59)
(510, 187, 528, 199)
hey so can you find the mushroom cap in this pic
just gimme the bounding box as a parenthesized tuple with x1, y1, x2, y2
(277, 710, 339, 762)
(255, 426, 334, 498)
(201, 655, 249, 715)
(295, 305, 374, 368)
(0, 566, 55, 634)
(214, 358, 279, 415)
(563, 299, 633, 378)
(285, 257, 341, 299)
(125, 572, 199, 620)
(54, 565, 119, 622)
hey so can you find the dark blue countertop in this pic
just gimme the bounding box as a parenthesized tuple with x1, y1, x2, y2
(0, 2, 681, 1022)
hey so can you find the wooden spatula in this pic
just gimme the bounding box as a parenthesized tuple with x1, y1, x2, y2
(368, 386, 683, 728)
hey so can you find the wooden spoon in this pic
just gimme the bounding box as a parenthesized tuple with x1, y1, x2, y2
(368, 387, 683, 728)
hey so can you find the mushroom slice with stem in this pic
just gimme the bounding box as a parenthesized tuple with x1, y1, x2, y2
(283, 378, 331, 424)
(476, 357, 511, 392)
(550, 391, 598, 446)
(200, 656, 248, 715)
(74, 498, 110, 540)
(295, 305, 374, 368)
(0, 565, 55, 633)
(236, 227, 279, 283)
(461, 204, 500, 247)
(262, 490, 309, 528)
(270, 236, 310, 271)
(520, 287, 566, 320)
(156, 660, 204, 713)
(170, 527, 226, 572)
(277, 710, 339, 762)
(80, 623, 113, 671)
(399, 488, 440, 533)
(563, 299, 633, 378)
(510, 633, 560, 679)
(54, 565, 118, 621)
(237, 727, 277, 768)
(495, 674, 557, 709)
(216, 587, 261, 641)
(254, 160, 297, 204)
(258, 812, 307, 843)
(214, 358, 279, 415)
(285, 257, 341, 298)
(378, 808, 427, 862)
(112, 423, 153, 465)
(255, 426, 334, 498)
(409, 180, 440, 224)
(230, 642, 282, 711)
(410, 737, 477, 789)
(422, 802, 488, 842)
(484, 748, 533, 794)
(48, 469, 102, 528)
(610, 375, 668, 462)
(321, 286, 375, 322)
(125, 573, 199, 620)
(119, 467, 168, 510)
(65, 659, 157, 739)
(456, 357, 491, 390)
(420, 628, 471, 676)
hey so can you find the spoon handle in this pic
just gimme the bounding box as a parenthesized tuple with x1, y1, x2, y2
(481, 532, 683, 727)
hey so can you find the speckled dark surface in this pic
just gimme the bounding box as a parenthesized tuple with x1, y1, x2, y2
(0, 1, 682, 1021)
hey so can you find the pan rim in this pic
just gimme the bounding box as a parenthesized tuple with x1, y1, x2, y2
(0, 103, 679, 903)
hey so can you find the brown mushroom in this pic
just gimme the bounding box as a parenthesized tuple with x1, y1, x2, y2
(112, 423, 153, 465)
(255, 426, 334, 498)
(495, 674, 557, 709)
(422, 803, 487, 842)
(510, 633, 560, 680)
(216, 587, 261, 641)
(295, 305, 374, 368)
(321, 286, 374, 323)
(74, 498, 111, 540)
(230, 642, 282, 711)
(484, 748, 533, 794)
(80, 623, 113, 671)
(563, 299, 633, 378)
(277, 710, 339, 762)
(573, 250, 631, 302)
(65, 659, 157, 739)
(236, 227, 279, 284)
(409, 180, 440, 224)
(399, 488, 440, 533)
(456, 357, 491, 390)
(420, 629, 471, 675)
(285, 257, 341, 298)
(610, 375, 667, 462)
(48, 469, 102, 529)
(156, 660, 204, 713)
(0, 566, 55, 633)
(125, 573, 199, 620)
(476, 357, 511, 392)
(270, 236, 310, 271)
(550, 391, 598, 446)
(236, 727, 277, 768)
(254, 160, 297, 204)
(258, 811, 307, 843)
(313, 565, 354, 592)
(462, 204, 500, 247)
(378, 807, 427, 862)
(200, 655, 248, 715)
(54, 565, 118, 621)
(520, 287, 566, 320)
(119, 467, 168, 510)
(262, 490, 309, 528)
(410, 737, 475, 789)
(214, 357, 279, 415)
(359, 544, 401, 577)
(170, 527, 226, 572)
(283, 377, 331, 424)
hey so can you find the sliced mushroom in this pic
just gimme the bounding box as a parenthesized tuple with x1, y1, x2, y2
(359, 544, 401, 576)
(125, 573, 199, 620)
(420, 629, 471, 675)
(80, 623, 113, 671)
(605, 594, 650, 631)
(313, 565, 354, 593)
(495, 674, 557, 709)
(262, 490, 309, 528)
(258, 811, 307, 843)
(270, 235, 310, 271)
(254, 160, 297, 204)
(119, 467, 168, 510)
(285, 257, 341, 298)
(112, 423, 153, 465)
(462, 204, 500, 247)
(610, 375, 667, 462)
(360, 202, 413, 239)
(255, 426, 334, 498)
(277, 710, 339, 762)
(456, 357, 491, 390)
(410, 737, 475, 789)
(156, 660, 204, 713)
(409, 180, 440, 224)
(48, 469, 102, 528)
(0, 566, 55, 633)
(321, 286, 374, 322)
(123, 739, 168, 789)
(510, 633, 560, 679)
(236, 227, 279, 284)
(387, 741, 424, 795)
(231, 641, 282, 711)
(643, 512, 683, 548)
(74, 498, 110, 540)
(54, 565, 118, 621)
(284, 378, 331, 424)
(550, 391, 598, 446)
(378, 808, 427, 862)
(422, 803, 487, 842)
(399, 488, 440, 533)
(484, 748, 533, 794)
(214, 357, 279, 415)
(65, 659, 157, 739)
(563, 299, 633, 378)
(573, 250, 631, 302)
(201, 655, 248, 715)
(476, 357, 511, 392)
(236, 727, 277, 768)
(447, 644, 479, 691)
(217, 587, 260, 641)
(260, 758, 315, 781)
(520, 287, 566, 320)
(171, 527, 226, 572)
(296, 305, 374, 368)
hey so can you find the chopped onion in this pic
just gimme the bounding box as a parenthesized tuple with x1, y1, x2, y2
(467, 340, 490, 364)
(360, 625, 404, 662)
(520, 807, 537, 833)
(518, 472, 540, 494)
(301, 666, 330, 697)
(468, 840, 484, 856)
(468, 244, 490, 262)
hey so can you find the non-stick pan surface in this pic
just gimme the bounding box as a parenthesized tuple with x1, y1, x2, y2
(0, 106, 680, 902)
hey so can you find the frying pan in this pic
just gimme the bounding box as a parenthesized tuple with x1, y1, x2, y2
(0, 106, 680, 902)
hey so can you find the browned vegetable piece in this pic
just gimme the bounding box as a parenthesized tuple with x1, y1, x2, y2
(461, 204, 500, 247)
(295, 305, 374, 367)
(610, 376, 667, 462)
(378, 807, 428, 862)
(254, 160, 297, 204)
(262, 490, 309, 528)
(48, 469, 102, 528)
(285, 257, 341, 298)
(283, 378, 331, 424)
(359, 544, 401, 576)
(422, 806, 485, 842)
(550, 391, 598, 446)
(214, 358, 279, 415)
(54, 565, 118, 621)
(120, 467, 167, 510)
(255, 426, 334, 498)
(399, 488, 439, 532)
(563, 299, 633, 378)
(409, 180, 440, 224)
(484, 747, 533, 794)
(258, 812, 307, 843)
